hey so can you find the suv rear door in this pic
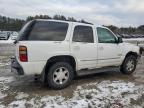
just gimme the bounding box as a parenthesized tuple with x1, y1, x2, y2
(70, 24, 98, 70)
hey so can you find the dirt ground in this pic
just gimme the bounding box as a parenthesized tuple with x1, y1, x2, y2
(0, 44, 144, 108)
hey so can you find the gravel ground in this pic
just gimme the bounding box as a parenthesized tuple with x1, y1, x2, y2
(0, 43, 144, 108)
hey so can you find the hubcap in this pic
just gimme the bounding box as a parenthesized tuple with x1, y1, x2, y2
(53, 67, 69, 85)
(126, 59, 135, 71)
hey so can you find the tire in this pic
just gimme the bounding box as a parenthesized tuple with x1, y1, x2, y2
(46, 62, 74, 90)
(120, 55, 137, 74)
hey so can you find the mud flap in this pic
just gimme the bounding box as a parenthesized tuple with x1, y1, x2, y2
(11, 57, 24, 75)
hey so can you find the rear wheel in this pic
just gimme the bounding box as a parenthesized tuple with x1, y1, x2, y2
(120, 55, 137, 74)
(46, 62, 74, 90)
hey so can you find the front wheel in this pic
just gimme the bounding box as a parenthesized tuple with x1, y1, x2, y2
(46, 62, 74, 90)
(120, 55, 137, 74)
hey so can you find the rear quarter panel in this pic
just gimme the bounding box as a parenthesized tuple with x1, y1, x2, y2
(16, 41, 70, 75)
(15, 21, 73, 75)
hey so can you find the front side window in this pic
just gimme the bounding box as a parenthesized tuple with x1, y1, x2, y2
(72, 25, 94, 43)
(28, 21, 68, 41)
(97, 27, 116, 43)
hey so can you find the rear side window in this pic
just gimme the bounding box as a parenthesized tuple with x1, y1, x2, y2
(28, 21, 68, 41)
(72, 25, 94, 43)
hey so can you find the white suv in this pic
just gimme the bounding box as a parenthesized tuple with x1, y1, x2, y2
(11, 19, 141, 89)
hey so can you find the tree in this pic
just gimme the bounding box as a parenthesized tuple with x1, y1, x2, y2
(53, 15, 60, 20)
(138, 25, 144, 30)
(1, 14, 144, 35)
(0, 15, 25, 31)
(67, 17, 77, 22)
(105, 25, 119, 33)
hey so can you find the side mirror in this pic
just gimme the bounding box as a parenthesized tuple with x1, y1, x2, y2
(117, 37, 123, 43)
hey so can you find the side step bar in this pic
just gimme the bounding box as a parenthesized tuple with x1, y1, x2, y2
(77, 66, 120, 76)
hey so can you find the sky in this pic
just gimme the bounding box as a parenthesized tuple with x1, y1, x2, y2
(0, 0, 144, 27)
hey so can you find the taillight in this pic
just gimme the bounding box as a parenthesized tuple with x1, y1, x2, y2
(19, 46, 28, 62)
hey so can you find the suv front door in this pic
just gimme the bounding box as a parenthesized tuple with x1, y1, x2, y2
(96, 27, 122, 67)
(71, 25, 97, 70)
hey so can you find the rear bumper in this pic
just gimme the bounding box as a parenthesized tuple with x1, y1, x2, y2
(11, 57, 24, 75)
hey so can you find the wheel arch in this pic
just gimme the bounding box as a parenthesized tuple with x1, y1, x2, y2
(125, 51, 138, 59)
(120, 51, 138, 74)
(42, 55, 77, 83)
(121, 51, 138, 65)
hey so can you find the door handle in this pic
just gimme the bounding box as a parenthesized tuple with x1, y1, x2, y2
(99, 46, 104, 50)
(54, 41, 61, 43)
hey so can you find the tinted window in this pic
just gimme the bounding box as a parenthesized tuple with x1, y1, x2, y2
(97, 27, 116, 43)
(73, 26, 94, 43)
(18, 21, 35, 41)
(28, 21, 68, 41)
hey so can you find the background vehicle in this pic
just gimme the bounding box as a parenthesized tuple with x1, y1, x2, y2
(0, 31, 10, 40)
(9, 32, 19, 40)
(11, 19, 141, 89)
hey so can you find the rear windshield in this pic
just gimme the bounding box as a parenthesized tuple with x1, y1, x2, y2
(18, 21, 68, 41)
